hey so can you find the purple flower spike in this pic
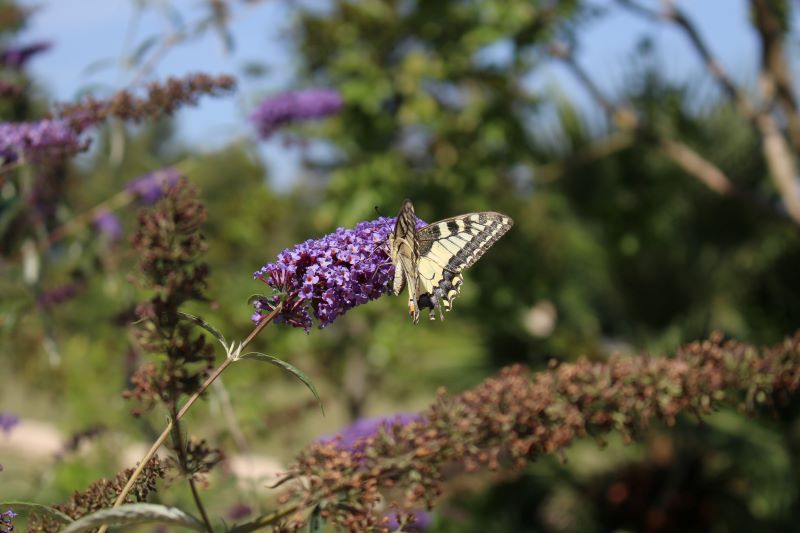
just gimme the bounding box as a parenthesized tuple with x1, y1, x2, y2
(253, 216, 422, 330)
(0, 119, 87, 162)
(250, 88, 343, 138)
(0, 41, 52, 69)
(0, 509, 16, 533)
(386, 509, 431, 531)
(125, 168, 181, 205)
(94, 210, 122, 242)
(318, 412, 422, 451)
(0, 413, 19, 435)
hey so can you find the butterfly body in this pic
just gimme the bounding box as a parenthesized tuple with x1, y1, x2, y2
(389, 199, 513, 323)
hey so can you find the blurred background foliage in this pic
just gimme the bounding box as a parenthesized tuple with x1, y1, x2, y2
(1, 0, 800, 531)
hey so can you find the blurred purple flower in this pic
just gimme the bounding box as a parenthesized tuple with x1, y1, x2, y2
(125, 168, 180, 205)
(94, 209, 123, 242)
(0, 119, 87, 162)
(0, 41, 51, 69)
(37, 281, 85, 309)
(0, 413, 19, 435)
(252, 217, 406, 330)
(386, 509, 431, 531)
(227, 503, 252, 521)
(0, 508, 16, 533)
(250, 88, 343, 138)
(318, 413, 422, 450)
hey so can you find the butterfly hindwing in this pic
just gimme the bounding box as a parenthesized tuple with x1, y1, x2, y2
(390, 200, 513, 323)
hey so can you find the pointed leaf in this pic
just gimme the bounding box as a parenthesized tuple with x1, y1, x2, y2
(81, 57, 115, 76)
(240, 352, 324, 414)
(0, 501, 72, 524)
(130, 35, 159, 65)
(178, 311, 227, 349)
(308, 505, 323, 533)
(59, 503, 204, 533)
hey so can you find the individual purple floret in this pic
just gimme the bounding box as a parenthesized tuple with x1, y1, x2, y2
(386, 509, 431, 531)
(0, 509, 16, 533)
(0, 413, 19, 435)
(249, 88, 343, 138)
(94, 210, 123, 242)
(0, 119, 87, 162)
(125, 168, 180, 205)
(0, 41, 51, 69)
(317, 412, 422, 450)
(253, 216, 423, 330)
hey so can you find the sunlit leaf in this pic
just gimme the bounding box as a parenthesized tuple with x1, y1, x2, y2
(0, 501, 73, 524)
(178, 311, 227, 349)
(59, 503, 204, 533)
(308, 505, 323, 533)
(239, 352, 324, 414)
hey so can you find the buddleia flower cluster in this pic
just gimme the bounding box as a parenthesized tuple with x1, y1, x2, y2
(252, 216, 424, 331)
(0, 508, 15, 533)
(125, 168, 181, 205)
(318, 412, 422, 450)
(249, 88, 343, 138)
(313, 413, 431, 530)
(0, 119, 88, 163)
(278, 331, 800, 531)
(0, 41, 51, 69)
(93, 210, 123, 242)
(0, 412, 18, 435)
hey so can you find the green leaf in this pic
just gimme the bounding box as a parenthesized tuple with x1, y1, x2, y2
(239, 352, 324, 414)
(130, 35, 159, 65)
(81, 57, 115, 76)
(0, 501, 73, 524)
(308, 505, 324, 533)
(178, 311, 227, 349)
(58, 503, 204, 533)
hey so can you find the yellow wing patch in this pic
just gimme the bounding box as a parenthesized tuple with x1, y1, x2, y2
(389, 200, 513, 323)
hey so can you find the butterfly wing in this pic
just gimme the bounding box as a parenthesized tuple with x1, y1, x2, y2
(415, 211, 514, 318)
(390, 199, 422, 321)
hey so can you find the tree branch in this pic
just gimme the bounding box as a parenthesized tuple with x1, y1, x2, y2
(750, 0, 800, 151)
(616, 0, 800, 223)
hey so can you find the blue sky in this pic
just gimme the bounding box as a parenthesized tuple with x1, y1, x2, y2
(17, 0, 763, 186)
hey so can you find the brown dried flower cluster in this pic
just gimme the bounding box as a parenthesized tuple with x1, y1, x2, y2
(281, 331, 800, 532)
(53, 73, 236, 131)
(27, 457, 165, 533)
(166, 436, 225, 484)
(123, 178, 214, 413)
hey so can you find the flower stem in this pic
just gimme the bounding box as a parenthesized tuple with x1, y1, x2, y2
(170, 411, 213, 533)
(98, 305, 282, 533)
(228, 504, 301, 533)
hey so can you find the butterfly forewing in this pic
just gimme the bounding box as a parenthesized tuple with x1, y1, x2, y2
(390, 199, 422, 320)
(390, 200, 513, 323)
(415, 212, 513, 316)
(417, 212, 513, 272)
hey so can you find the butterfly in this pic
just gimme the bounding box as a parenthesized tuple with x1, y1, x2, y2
(389, 199, 514, 323)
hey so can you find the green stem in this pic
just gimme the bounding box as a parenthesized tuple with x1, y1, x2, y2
(97, 304, 282, 533)
(170, 410, 214, 533)
(228, 504, 301, 533)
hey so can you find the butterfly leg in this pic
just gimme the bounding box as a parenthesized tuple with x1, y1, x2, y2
(408, 295, 420, 323)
